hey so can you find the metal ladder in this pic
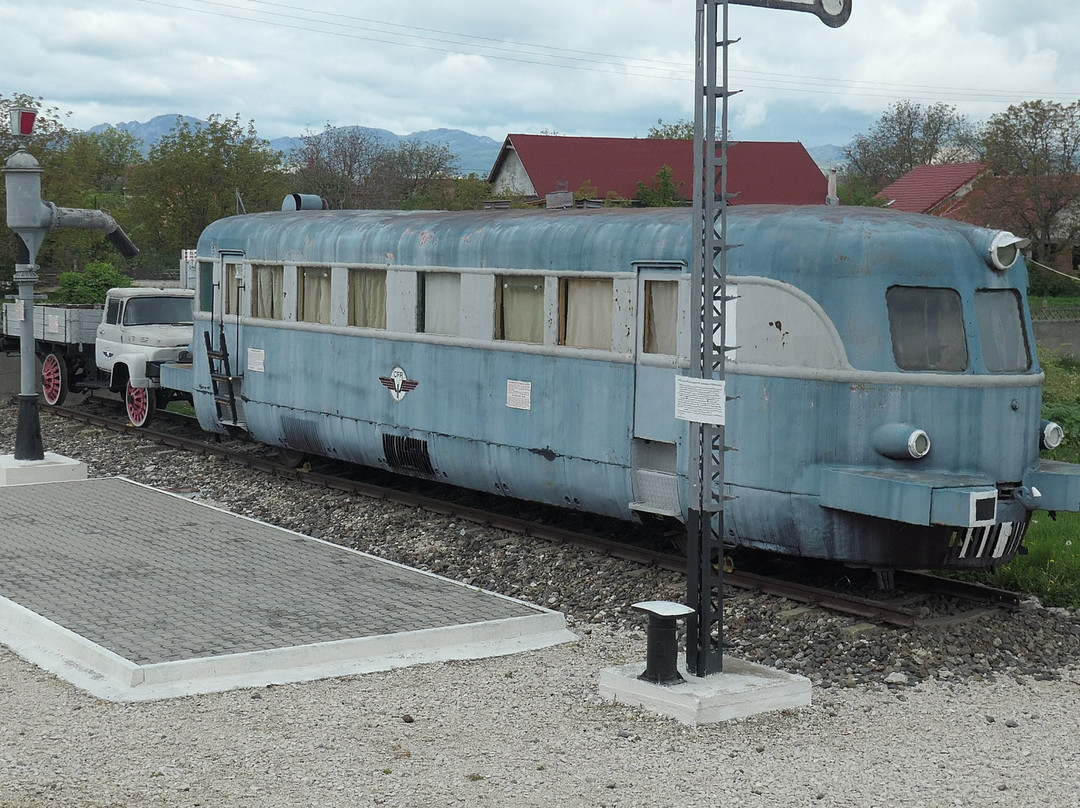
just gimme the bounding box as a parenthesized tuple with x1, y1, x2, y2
(204, 324, 242, 425)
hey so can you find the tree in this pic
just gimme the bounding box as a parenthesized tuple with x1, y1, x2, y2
(292, 127, 460, 210)
(291, 125, 386, 209)
(375, 140, 459, 209)
(127, 115, 289, 264)
(53, 261, 133, 304)
(841, 101, 974, 194)
(636, 165, 687, 207)
(970, 100, 1080, 264)
(647, 118, 695, 140)
(401, 174, 492, 211)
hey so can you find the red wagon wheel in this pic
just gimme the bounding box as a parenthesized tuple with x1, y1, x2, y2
(125, 382, 156, 428)
(41, 353, 68, 406)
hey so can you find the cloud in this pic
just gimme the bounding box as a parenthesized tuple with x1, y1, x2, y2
(3, 0, 1080, 148)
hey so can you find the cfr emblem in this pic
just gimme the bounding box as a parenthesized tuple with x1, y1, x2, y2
(379, 366, 419, 403)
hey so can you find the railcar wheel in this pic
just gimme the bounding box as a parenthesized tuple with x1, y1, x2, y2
(276, 447, 307, 468)
(125, 383, 156, 428)
(41, 353, 68, 406)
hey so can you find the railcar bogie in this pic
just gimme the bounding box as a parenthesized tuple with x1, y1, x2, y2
(171, 202, 1080, 570)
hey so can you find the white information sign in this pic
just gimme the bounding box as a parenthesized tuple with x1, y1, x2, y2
(675, 376, 726, 425)
(12, 300, 23, 322)
(46, 314, 60, 333)
(506, 379, 532, 410)
(247, 347, 265, 372)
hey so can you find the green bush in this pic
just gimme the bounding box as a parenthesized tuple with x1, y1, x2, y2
(53, 261, 134, 304)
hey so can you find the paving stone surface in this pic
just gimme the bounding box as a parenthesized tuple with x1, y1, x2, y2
(0, 477, 537, 664)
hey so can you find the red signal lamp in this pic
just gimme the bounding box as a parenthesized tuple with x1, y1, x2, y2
(10, 108, 36, 137)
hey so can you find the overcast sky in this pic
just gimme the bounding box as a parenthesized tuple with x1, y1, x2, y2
(3, 0, 1079, 150)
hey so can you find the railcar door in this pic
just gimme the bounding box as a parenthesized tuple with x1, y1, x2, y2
(630, 266, 686, 518)
(207, 250, 245, 424)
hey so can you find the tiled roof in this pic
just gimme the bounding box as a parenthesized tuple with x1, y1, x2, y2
(876, 163, 988, 214)
(490, 135, 827, 204)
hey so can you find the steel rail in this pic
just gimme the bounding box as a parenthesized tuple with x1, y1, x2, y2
(43, 402, 1020, 628)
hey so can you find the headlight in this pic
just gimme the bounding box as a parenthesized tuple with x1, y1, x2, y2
(1041, 419, 1065, 451)
(873, 423, 931, 460)
(988, 232, 1028, 271)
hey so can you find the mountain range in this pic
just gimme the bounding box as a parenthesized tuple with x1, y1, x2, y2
(89, 115, 503, 176)
(89, 114, 844, 176)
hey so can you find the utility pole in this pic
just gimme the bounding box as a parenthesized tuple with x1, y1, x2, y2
(685, 0, 851, 677)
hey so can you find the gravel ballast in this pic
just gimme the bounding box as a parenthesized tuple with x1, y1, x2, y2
(2, 402, 1080, 806)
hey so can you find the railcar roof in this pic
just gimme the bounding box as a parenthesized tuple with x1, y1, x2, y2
(197, 205, 1015, 281)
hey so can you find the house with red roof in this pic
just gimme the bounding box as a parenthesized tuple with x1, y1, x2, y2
(487, 134, 827, 205)
(875, 162, 988, 215)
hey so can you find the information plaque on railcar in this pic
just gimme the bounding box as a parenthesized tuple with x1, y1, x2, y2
(674, 376, 726, 425)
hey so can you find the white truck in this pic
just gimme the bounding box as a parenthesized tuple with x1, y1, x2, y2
(2, 287, 195, 426)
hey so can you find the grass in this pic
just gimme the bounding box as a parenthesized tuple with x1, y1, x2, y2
(965, 349, 1080, 607)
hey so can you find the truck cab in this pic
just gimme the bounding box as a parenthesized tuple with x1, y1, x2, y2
(95, 288, 194, 388)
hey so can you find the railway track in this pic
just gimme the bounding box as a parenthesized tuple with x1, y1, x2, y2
(44, 398, 1024, 629)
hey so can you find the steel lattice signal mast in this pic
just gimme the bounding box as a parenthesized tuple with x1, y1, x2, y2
(686, 0, 851, 677)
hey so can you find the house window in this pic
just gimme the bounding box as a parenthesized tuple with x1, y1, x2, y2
(298, 266, 331, 324)
(559, 278, 613, 350)
(887, 286, 968, 371)
(418, 273, 461, 336)
(643, 280, 679, 355)
(495, 275, 543, 343)
(349, 268, 387, 329)
(976, 289, 1030, 372)
(251, 264, 284, 320)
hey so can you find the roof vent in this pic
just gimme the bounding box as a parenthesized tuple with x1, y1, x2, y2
(281, 193, 327, 211)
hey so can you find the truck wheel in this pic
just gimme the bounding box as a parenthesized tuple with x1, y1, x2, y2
(125, 382, 156, 428)
(42, 353, 68, 406)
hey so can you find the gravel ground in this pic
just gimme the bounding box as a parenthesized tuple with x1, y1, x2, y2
(2, 401, 1080, 806)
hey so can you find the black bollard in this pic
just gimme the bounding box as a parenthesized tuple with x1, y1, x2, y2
(632, 601, 695, 685)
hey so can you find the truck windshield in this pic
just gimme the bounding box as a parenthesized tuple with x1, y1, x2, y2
(122, 297, 194, 326)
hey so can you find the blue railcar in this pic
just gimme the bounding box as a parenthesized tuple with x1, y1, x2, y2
(167, 203, 1080, 570)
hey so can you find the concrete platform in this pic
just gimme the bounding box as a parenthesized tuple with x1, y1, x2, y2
(599, 657, 812, 725)
(0, 451, 87, 485)
(0, 477, 574, 701)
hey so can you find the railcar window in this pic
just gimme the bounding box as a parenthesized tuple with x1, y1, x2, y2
(298, 267, 331, 324)
(495, 276, 543, 343)
(198, 261, 213, 313)
(418, 273, 460, 336)
(887, 286, 968, 371)
(224, 262, 242, 316)
(976, 289, 1031, 372)
(251, 264, 284, 320)
(348, 268, 387, 329)
(643, 280, 679, 355)
(559, 278, 613, 350)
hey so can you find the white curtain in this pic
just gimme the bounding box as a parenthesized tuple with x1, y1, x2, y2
(225, 263, 242, 315)
(563, 278, 612, 350)
(252, 265, 284, 319)
(300, 267, 332, 324)
(349, 268, 387, 329)
(644, 280, 678, 355)
(423, 273, 460, 336)
(498, 276, 544, 343)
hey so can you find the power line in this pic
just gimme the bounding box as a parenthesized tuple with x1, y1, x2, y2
(135, 0, 1080, 106)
